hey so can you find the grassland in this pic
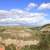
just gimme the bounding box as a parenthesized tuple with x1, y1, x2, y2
(0, 26, 50, 50)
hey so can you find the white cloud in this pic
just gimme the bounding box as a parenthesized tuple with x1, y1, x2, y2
(0, 9, 45, 18)
(25, 3, 37, 11)
(38, 3, 50, 9)
(0, 18, 33, 22)
(0, 9, 49, 26)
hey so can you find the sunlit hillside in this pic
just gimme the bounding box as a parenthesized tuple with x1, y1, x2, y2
(0, 24, 50, 50)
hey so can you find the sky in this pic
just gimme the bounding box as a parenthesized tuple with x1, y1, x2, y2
(0, 0, 50, 26)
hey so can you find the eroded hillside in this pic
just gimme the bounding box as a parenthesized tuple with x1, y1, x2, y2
(0, 26, 40, 50)
(0, 24, 50, 50)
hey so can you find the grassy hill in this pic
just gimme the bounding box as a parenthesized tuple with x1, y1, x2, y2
(0, 24, 50, 50)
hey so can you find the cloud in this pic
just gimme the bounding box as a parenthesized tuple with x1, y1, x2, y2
(25, 3, 37, 11)
(38, 3, 50, 9)
(0, 9, 45, 18)
(0, 9, 49, 26)
(0, 17, 47, 26)
(25, 3, 50, 10)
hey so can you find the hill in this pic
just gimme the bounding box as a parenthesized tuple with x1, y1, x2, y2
(0, 24, 50, 50)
